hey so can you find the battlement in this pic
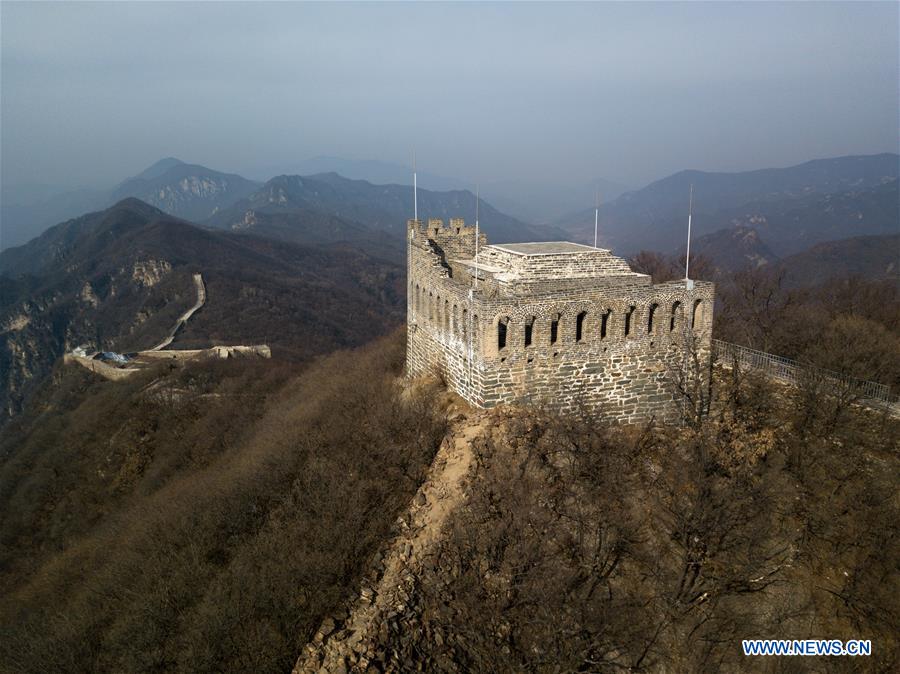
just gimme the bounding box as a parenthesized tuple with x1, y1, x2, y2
(406, 215, 715, 422)
(409, 217, 480, 237)
(408, 217, 487, 265)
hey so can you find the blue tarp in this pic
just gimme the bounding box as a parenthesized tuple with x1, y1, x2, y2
(95, 351, 131, 364)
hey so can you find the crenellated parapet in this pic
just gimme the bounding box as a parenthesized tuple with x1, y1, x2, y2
(406, 217, 715, 422)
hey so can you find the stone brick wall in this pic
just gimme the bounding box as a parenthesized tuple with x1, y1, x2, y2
(406, 218, 715, 423)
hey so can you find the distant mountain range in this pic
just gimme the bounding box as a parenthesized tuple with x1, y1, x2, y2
(559, 153, 899, 256)
(252, 156, 470, 192)
(0, 199, 405, 420)
(250, 156, 630, 223)
(779, 233, 899, 287)
(3, 152, 896, 274)
(1, 158, 562, 250)
(208, 172, 564, 249)
(681, 223, 898, 286)
(719, 179, 898, 255)
(685, 225, 779, 271)
(108, 158, 259, 221)
(2, 176, 895, 419)
(1, 159, 261, 249)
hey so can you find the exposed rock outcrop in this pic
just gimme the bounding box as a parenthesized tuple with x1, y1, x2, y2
(131, 259, 172, 287)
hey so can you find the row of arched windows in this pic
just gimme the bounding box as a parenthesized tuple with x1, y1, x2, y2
(412, 280, 706, 356)
(412, 284, 478, 342)
(496, 299, 705, 351)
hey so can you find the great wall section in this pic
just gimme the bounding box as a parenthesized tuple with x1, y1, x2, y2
(713, 339, 899, 416)
(52, 215, 896, 671)
(147, 273, 207, 351)
(405, 217, 715, 423)
(65, 272, 270, 379)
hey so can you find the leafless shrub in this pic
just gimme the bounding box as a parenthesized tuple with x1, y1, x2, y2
(0, 330, 446, 673)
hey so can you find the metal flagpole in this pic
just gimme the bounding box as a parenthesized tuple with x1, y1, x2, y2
(474, 184, 480, 289)
(469, 185, 480, 390)
(685, 184, 694, 290)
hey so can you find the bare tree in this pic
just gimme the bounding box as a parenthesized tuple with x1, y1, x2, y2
(666, 328, 714, 431)
(629, 250, 679, 283)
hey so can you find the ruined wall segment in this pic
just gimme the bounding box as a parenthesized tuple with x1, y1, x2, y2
(406, 218, 715, 423)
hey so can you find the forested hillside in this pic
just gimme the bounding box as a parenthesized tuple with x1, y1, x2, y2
(0, 199, 404, 422)
(1, 166, 896, 674)
(0, 334, 446, 672)
(3, 328, 896, 672)
(364, 372, 899, 671)
(628, 251, 899, 391)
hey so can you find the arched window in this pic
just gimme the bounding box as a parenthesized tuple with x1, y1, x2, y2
(550, 313, 560, 344)
(624, 306, 635, 337)
(576, 311, 587, 342)
(647, 303, 658, 334)
(428, 291, 434, 322)
(497, 316, 509, 351)
(452, 304, 458, 335)
(692, 299, 703, 329)
(414, 284, 420, 313)
(670, 301, 682, 331)
(444, 299, 450, 333)
(436, 295, 442, 329)
(600, 309, 611, 340)
(524, 316, 535, 347)
(462, 308, 468, 338)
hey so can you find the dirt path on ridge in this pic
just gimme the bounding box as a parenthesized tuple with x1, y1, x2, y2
(293, 407, 488, 674)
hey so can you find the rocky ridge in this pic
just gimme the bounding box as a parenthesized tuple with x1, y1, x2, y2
(294, 403, 488, 674)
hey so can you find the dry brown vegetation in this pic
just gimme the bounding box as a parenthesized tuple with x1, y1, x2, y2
(372, 365, 899, 672)
(2, 255, 898, 673)
(630, 251, 900, 390)
(0, 332, 446, 673)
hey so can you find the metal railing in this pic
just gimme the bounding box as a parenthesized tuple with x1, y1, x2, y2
(712, 339, 895, 404)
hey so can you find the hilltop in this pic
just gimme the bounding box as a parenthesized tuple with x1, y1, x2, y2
(558, 153, 899, 255)
(207, 172, 565, 247)
(2, 159, 563, 253)
(1, 160, 259, 249)
(2, 331, 897, 672)
(0, 199, 404, 421)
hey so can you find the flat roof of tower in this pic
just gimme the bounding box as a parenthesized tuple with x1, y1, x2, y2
(489, 241, 604, 255)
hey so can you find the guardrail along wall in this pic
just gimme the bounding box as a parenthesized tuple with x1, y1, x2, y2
(712, 339, 894, 404)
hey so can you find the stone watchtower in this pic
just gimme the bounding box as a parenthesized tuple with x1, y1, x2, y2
(405, 217, 715, 422)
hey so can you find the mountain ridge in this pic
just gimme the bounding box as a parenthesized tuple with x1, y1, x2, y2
(208, 172, 566, 246)
(250, 156, 629, 222)
(109, 162, 260, 222)
(0, 198, 405, 421)
(779, 233, 899, 286)
(557, 153, 899, 255)
(1, 161, 260, 249)
(2, 160, 561, 251)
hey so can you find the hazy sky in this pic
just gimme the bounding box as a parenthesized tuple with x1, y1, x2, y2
(2, 1, 898, 190)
